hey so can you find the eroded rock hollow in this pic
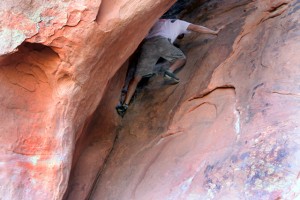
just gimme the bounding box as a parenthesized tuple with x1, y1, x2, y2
(0, 0, 299, 199)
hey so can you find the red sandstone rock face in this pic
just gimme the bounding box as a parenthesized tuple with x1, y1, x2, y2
(87, 0, 300, 199)
(1, 0, 300, 200)
(0, 0, 175, 199)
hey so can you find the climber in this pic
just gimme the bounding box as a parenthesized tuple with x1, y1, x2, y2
(116, 18, 223, 117)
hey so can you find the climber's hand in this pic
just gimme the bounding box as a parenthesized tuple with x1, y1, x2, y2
(215, 25, 225, 35)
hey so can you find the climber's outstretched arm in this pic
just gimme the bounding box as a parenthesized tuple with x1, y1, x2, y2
(187, 24, 223, 35)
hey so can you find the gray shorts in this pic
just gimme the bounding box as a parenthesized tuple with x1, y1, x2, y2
(135, 36, 186, 77)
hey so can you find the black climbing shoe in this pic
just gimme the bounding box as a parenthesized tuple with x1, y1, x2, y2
(116, 104, 128, 117)
(164, 70, 180, 84)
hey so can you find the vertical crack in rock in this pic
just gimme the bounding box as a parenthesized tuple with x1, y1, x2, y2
(86, 132, 119, 200)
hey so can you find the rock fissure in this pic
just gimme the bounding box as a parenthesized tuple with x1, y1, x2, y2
(188, 101, 218, 115)
(268, 2, 289, 13)
(189, 85, 236, 100)
(271, 91, 300, 96)
(261, 3, 289, 23)
(86, 133, 119, 200)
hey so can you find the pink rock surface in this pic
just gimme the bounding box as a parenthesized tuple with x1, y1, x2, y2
(0, 0, 175, 199)
(1, 0, 300, 199)
(89, 0, 300, 199)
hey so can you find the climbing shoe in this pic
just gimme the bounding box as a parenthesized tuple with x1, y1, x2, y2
(164, 70, 180, 84)
(116, 104, 128, 117)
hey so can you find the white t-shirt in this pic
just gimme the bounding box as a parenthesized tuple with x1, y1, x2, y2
(146, 19, 191, 43)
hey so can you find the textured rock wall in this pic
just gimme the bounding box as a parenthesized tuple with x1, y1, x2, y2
(88, 0, 300, 199)
(1, 0, 300, 199)
(0, 0, 176, 199)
